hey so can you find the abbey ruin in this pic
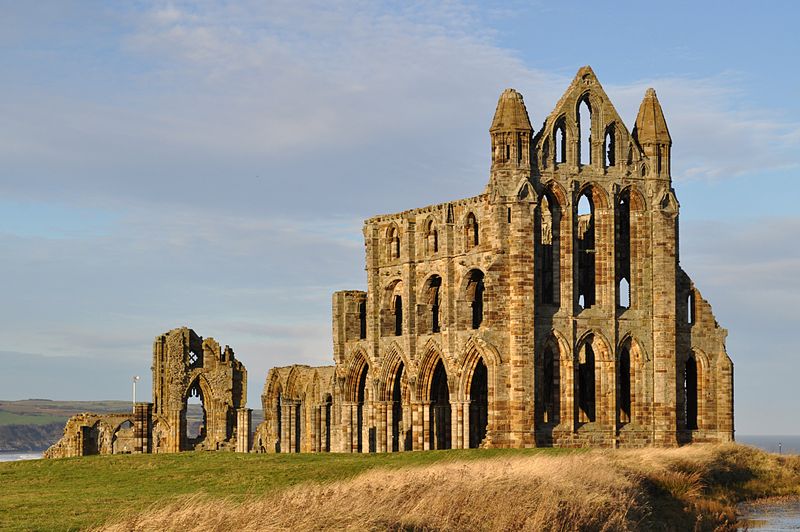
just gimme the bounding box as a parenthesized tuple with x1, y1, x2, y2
(46, 328, 251, 457)
(48, 66, 734, 458)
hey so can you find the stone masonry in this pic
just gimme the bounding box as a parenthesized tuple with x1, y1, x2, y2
(46, 327, 251, 458)
(255, 66, 734, 452)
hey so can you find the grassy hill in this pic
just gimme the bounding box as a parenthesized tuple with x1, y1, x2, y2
(1, 444, 798, 531)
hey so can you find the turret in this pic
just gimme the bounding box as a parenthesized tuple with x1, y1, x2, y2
(632, 88, 672, 179)
(488, 88, 533, 196)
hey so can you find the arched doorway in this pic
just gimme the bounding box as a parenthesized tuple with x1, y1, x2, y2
(391, 363, 404, 452)
(429, 360, 451, 450)
(468, 359, 488, 448)
(184, 380, 207, 450)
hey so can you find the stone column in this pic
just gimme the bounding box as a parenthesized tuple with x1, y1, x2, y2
(422, 401, 431, 450)
(236, 408, 252, 453)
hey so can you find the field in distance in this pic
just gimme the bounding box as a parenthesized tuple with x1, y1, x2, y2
(0, 400, 264, 451)
(1, 444, 798, 531)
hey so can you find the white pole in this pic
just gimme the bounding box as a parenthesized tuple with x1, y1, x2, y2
(132, 375, 140, 409)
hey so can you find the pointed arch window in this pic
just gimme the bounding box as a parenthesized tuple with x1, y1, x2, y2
(578, 341, 596, 423)
(575, 190, 596, 310)
(618, 345, 631, 424)
(616, 189, 631, 310)
(554, 119, 566, 164)
(578, 96, 592, 166)
(538, 193, 560, 306)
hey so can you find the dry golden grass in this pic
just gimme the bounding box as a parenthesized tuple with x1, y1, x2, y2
(98, 444, 800, 532)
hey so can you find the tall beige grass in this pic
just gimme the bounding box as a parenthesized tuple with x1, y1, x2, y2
(99, 444, 800, 532)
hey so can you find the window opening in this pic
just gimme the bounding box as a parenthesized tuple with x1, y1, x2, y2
(619, 278, 630, 309)
(578, 342, 596, 422)
(394, 295, 403, 336)
(185, 381, 206, 450)
(619, 346, 631, 424)
(356, 363, 368, 452)
(541, 345, 559, 424)
(468, 359, 488, 448)
(391, 364, 404, 452)
(539, 194, 557, 305)
(359, 300, 367, 339)
(576, 191, 596, 310)
(684, 356, 698, 430)
(687, 292, 695, 324)
(604, 124, 616, 167)
(466, 270, 485, 329)
(555, 122, 566, 164)
(616, 191, 631, 310)
(578, 97, 592, 166)
(428, 276, 442, 333)
(429, 360, 451, 450)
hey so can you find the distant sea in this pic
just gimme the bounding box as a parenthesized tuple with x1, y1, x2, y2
(737, 435, 800, 455)
(0, 451, 43, 462)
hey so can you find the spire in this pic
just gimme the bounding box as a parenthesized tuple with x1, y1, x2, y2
(633, 88, 672, 179)
(633, 88, 671, 146)
(488, 89, 533, 198)
(490, 89, 532, 133)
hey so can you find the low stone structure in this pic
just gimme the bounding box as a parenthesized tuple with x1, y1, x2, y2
(46, 327, 251, 458)
(254, 66, 734, 453)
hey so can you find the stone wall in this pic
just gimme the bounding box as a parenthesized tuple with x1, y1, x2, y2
(257, 66, 734, 453)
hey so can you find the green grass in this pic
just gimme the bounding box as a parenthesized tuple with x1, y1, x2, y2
(0, 411, 65, 426)
(0, 448, 571, 531)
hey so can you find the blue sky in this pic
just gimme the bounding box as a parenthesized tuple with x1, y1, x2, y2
(1, 1, 798, 435)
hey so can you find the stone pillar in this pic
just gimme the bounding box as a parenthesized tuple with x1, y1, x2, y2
(422, 402, 431, 450)
(341, 403, 350, 452)
(652, 196, 679, 446)
(169, 410, 182, 453)
(320, 404, 328, 452)
(463, 400, 471, 448)
(508, 199, 536, 447)
(385, 402, 393, 452)
(236, 408, 252, 453)
(133, 402, 153, 454)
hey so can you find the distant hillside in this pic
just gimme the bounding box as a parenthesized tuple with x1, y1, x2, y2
(0, 400, 263, 451)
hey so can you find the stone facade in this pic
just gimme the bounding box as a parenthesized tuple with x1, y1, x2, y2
(256, 66, 734, 452)
(46, 327, 251, 458)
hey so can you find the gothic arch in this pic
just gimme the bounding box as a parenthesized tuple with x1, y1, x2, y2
(345, 349, 371, 403)
(416, 342, 451, 400)
(377, 342, 410, 401)
(576, 182, 610, 210)
(458, 336, 501, 401)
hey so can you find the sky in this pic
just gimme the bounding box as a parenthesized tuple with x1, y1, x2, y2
(1, 1, 798, 435)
